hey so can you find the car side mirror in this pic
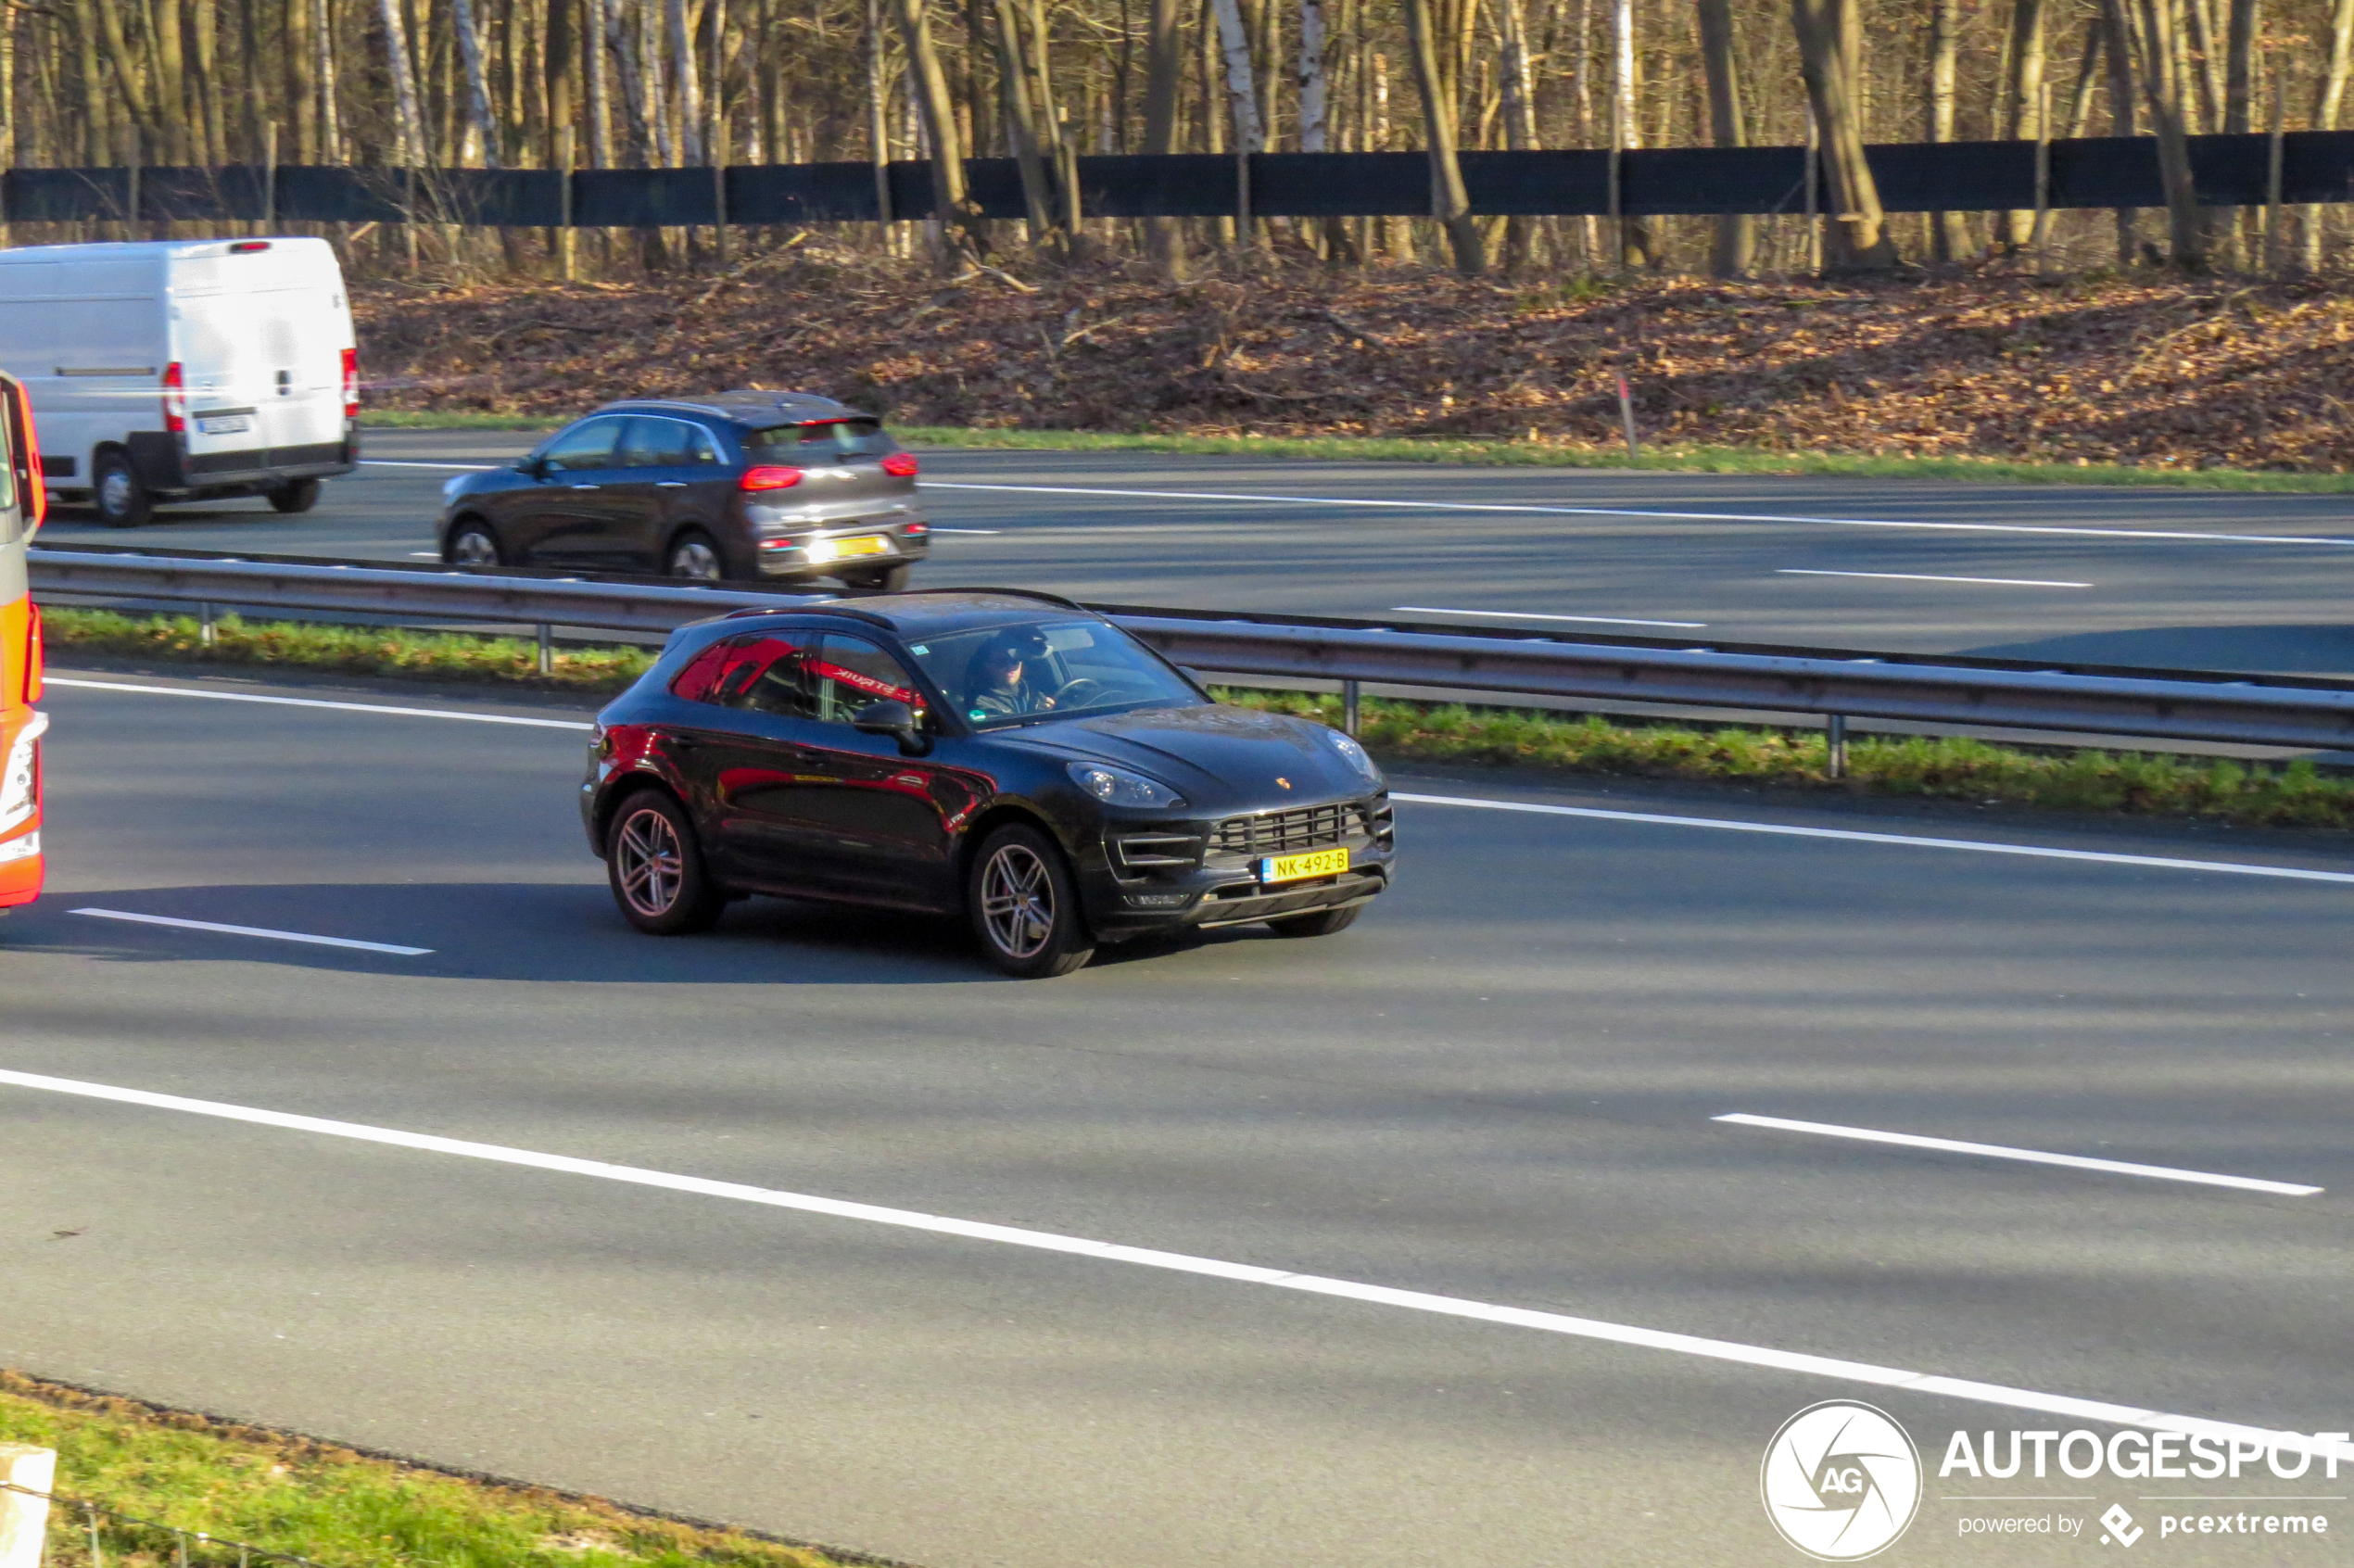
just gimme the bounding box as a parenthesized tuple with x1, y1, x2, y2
(517, 456, 546, 477)
(852, 699, 930, 755)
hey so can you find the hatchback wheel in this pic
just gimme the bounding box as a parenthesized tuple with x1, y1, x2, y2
(845, 563, 912, 593)
(93, 450, 151, 527)
(445, 520, 503, 567)
(968, 824, 1094, 978)
(606, 790, 727, 934)
(667, 529, 727, 581)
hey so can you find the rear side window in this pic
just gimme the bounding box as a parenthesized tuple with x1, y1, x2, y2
(669, 631, 814, 718)
(744, 419, 893, 461)
(808, 633, 921, 722)
(619, 417, 724, 468)
(538, 416, 626, 473)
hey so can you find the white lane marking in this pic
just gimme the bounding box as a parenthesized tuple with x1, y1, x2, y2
(923, 480, 2354, 548)
(1778, 568, 2094, 588)
(407, 550, 443, 558)
(1392, 792, 2354, 884)
(928, 526, 1004, 535)
(1715, 1113, 2322, 1196)
(44, 677, 595, 731)
(71, 908, 433, 956)
(1391, 605, 1709, 629)
(361, 460, 500, 470)
(0, 1065, 2342, 1462)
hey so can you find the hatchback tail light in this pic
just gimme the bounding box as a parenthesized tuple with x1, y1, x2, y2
(740, 465, 804, 492)
(161, 361, 185, 435)
(880, 451, 918, 477)
(340, 348, 360, 420)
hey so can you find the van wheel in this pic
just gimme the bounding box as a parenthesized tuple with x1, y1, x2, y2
(968, 824, 1094, 978)
(267, 477, 323, 514)
(93, 451, 151, 527)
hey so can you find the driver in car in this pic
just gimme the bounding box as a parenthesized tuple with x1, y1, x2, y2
(967, 630, 1057, 718)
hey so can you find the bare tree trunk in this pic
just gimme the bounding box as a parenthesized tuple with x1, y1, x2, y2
(1928, 0, 1969, 259)
(1209, 0, 1262, 146)
(1791, 0, 1898, 268)
(1490, 0, 1537, 270)
(896, 0, 980, 266)
(2000, 0, 2046, 247)
(1609, 0, 1653, 265)
(608, 0, 654, 165)
(1140, 0, 1186, 272)
(310, 0, 339, 161)
(2103, 0, 2141, 263)
(455, 0, 505, 164)
(1695, 0, 1751, 275)
(1403, 0, 1483, 272)
(667, 0, 704, 161)
(1298, 0, 1329, 147)
(93, 0, 160, 149)
(989, 0, 1059, 246)
(587, 0, 614, 165)
(2308, 0, 2354, 268)
(2063, 18, 2103, 136)
(2183, 0, 2223, 128)
(2120, 0, 2208, 266)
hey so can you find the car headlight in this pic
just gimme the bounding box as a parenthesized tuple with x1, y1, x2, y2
(1328, 729, 1383, 785)
(1068, 761, 1185, 810)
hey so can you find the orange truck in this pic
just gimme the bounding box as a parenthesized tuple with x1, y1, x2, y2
(0, 370, 47, 912)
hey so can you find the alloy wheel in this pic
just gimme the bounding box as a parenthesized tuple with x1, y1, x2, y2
(98, 470, 133, 517)
(669, 538, 723, 580)
(980, 842, 1055, 959)
(614, 806, 684, 917)
(450, 529, 499, 566)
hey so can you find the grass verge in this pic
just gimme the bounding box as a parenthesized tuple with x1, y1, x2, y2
(361, 412, 2354, 493)
(0, 1370, 870, 1568)
(41, 607, 2354, 831)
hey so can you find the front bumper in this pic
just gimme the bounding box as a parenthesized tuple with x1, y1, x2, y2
(1074, 791, 1396, 941)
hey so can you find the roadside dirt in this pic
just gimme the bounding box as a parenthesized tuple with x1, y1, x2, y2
(353, 249, 2354, 472)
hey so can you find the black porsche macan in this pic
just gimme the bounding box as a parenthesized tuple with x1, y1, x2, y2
(582, 589, 1395, 977)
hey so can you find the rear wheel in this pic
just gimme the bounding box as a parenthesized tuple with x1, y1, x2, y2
(267, 477, 323, 513)
(93, 450, 151, 527)
(968, 823, 1094, 978)
(444, 520, 503, 567)
(666, 529, 728, 582)
(605, 790, 727, 934)
(1265, 905, 1362, 938)
(844, 563, 912, 593)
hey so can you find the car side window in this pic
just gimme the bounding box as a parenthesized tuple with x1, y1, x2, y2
(809, 633, 922, 725)
(619, 417, 701, 469)
(668, 632, 816, 718)
(686, 424, 724, 463)
(540, 416, 624, 473)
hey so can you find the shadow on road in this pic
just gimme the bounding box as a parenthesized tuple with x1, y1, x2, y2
(1965, 622, 2354, 677)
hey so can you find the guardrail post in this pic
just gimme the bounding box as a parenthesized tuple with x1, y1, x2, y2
(0, 1444, 56, 1568)
(1342, 678, 1361, 736)
(198, 602, 215, 647)
(537, 624, 553, 676)
(1826, 713, 1847, 779)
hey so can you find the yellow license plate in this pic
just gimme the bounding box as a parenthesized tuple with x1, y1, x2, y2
(1260, 847, 1349, 883)
(832, 535, 890, 558)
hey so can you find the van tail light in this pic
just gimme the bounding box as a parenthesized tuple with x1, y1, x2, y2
(340, 348, 359, 420)
(740, 465, 804, 492)
(23, 603, 41, 702)
(4, 377, 42, 532)
(161, 361, 186, 435)
(880, 451, 918, 477)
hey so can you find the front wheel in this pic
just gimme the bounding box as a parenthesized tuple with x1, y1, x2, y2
(267, 477, 323, 513)
(1265, 905, 1362, 938)
(968, 824, 1094, 978)
(93, 450, 151, 527)
(606, 790, 728, 934)
(444, 520, 503, 567)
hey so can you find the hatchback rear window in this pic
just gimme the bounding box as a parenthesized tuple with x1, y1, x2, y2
(745, 419, 894, 460)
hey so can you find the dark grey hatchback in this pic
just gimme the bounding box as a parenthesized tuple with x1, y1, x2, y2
(437, 391, 930, 588)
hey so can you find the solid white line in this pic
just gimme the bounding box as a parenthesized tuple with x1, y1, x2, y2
(1390, 791, 2354, 885)
(1778, 568, 2094, 588)
(0, 1065, 2341, 1462)
(1392, 605, 1709, 629)
(70, 908, 433, 956)
(928, 526, 1004, 535)
(360, 460, 499, 471)
(1714, 1114, 2322, 1196)
(406, 550, 444, 558)
(44, 677, 595, 730)
(922, 480, 2354, 549)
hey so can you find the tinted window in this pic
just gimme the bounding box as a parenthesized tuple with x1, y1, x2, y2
(668, 631, 814, 718)
(905, 620, 1200, 727)
(809, 633, 922, 723)
(619, 417, 725, 468)
(538, 416, 625, 472)
(744, 418, 893, 461)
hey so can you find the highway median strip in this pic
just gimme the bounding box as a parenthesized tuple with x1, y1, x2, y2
(40, 606, 2354, 832)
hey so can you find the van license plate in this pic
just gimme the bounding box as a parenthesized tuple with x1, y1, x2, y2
(196, 414, 253, 435)
(1260, 847, 1349, 883)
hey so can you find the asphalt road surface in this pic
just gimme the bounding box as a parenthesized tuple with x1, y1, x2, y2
(32, 427, 2354, 675)
(6, 666, 2354, 1566)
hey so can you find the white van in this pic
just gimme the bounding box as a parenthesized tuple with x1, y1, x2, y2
(0, 237, 357, 525)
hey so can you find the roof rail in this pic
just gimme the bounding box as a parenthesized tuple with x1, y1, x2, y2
(911, 586, 1090, 612)
(719, 599, 899, 629)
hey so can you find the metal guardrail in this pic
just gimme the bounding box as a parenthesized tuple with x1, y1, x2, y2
(29, 545, 2354, 754)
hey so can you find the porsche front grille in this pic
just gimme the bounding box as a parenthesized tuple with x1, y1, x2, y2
(1213, 798, 1385, 857)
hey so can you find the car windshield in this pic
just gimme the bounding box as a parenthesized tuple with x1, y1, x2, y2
(905, 620, 1200, 728)
(744, 418, 894, 460)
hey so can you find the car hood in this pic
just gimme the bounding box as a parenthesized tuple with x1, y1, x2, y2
(996, 702, 1376, 810)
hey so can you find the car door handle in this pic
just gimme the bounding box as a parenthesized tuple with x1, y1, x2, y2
(570, 483, 601, 490)
(656, 481, 688, 488)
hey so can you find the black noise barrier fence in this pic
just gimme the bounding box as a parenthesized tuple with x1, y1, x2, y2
(6, 132, 2354, 229)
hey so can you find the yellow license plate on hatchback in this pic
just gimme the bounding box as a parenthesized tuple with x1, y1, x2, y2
(832, 535, 890, 558)
(1260, 847, 1349, 883)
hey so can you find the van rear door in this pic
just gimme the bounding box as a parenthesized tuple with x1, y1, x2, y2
(172, 242, 352, 474)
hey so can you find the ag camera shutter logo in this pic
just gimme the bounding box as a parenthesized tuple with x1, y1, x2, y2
(1761, 1400, 1923, 1560)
